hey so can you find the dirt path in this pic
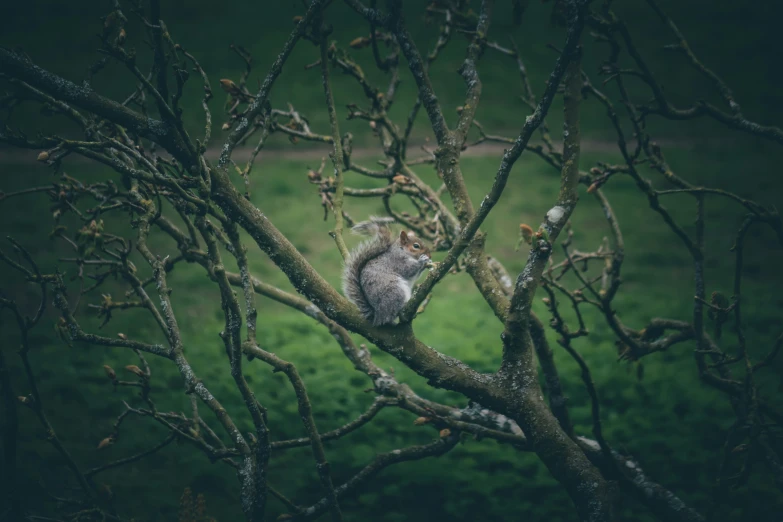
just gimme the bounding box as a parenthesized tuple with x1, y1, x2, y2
(0, 137, 732, 165)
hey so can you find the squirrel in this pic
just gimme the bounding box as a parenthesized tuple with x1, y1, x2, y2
(342, 217, 432, 326)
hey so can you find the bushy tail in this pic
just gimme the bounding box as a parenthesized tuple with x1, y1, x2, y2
(342, 217, 395, 323)
(350, 216, 395, 238)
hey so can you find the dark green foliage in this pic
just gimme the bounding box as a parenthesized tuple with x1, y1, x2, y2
(2, 1, 782, 144)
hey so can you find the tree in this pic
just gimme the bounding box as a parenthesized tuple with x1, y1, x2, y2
(1, 0, 781, 521)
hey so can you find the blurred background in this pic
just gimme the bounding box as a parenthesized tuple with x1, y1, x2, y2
(1, 1, 782, 521)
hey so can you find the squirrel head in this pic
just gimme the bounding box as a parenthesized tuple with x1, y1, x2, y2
(399, 230, 431, 260)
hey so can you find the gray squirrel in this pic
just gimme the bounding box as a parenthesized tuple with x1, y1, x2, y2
(342, 217, 432, 326)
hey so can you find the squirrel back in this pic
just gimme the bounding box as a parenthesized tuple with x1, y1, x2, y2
(342, 217, 396, 323)
(342, 217, 431, 325)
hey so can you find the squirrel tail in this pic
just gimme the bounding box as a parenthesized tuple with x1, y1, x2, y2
(342, 217, 395, 323)
(350, 216, 395, 238)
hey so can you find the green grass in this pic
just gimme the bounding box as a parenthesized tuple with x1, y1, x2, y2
(1, 136, 782, 521)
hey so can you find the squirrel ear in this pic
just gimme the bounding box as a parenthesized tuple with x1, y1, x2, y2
(399, 230, 409, 243)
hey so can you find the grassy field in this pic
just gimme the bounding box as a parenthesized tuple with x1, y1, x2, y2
(1, 131, 782, 521)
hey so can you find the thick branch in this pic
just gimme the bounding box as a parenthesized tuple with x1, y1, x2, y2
(0, 48, 193, 166)
(453, 0, 493, 144)
(390, 11, 449, 144)
(504, 43, 583, 364)
(400, 2, 587, 318)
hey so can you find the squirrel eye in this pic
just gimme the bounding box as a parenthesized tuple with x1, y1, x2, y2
(413, 243, 420, 249)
